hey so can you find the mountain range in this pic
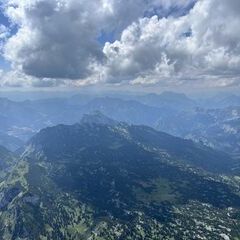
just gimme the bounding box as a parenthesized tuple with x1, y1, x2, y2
(0, 92, 239, 160)
(0, 113, 239, 239)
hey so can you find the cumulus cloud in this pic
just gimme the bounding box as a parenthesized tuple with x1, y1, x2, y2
(0, 70, 35, 88)
(0, 24, 10, 51)
(2, 0, 195, 81)
(1, 0, 240, 88)
(3, 0, 108, 79)
(0, 25, 9, 39)
(0, 69, 68, 88)
(102, 0, 240, 87)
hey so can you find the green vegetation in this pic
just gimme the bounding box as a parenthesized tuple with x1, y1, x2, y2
(134, 178, 178, 204)
(0, 121, 239, 239)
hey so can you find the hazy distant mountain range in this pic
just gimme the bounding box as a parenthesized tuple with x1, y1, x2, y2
(0, 92, 239, 159)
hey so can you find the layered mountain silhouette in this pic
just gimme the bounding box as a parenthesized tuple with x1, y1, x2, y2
(0, 93, 239, 159)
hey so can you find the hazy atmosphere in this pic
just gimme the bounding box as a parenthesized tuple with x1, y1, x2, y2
(0, 1, 239, 239)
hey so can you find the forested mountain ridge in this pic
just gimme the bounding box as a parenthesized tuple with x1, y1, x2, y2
(0, 115, 239, 239)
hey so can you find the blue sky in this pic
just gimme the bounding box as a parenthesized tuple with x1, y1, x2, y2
(0, 9, 9, 26)
(0, 57, 10, 70)
(0, 7, 10, 70)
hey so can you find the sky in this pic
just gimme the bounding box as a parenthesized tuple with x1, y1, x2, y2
(0, 0, 239, 92)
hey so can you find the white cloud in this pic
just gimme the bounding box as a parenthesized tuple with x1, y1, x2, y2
(0, 25, 9, 40)
(0, 70, 34, 87)
(0, 69, 67, 88)
(1, 0, 240, 89)
(0, 24, 10, 52)
(4, 0, 108, 79)
(102, 0, 240, 87)
(2, 0, 196, 81)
